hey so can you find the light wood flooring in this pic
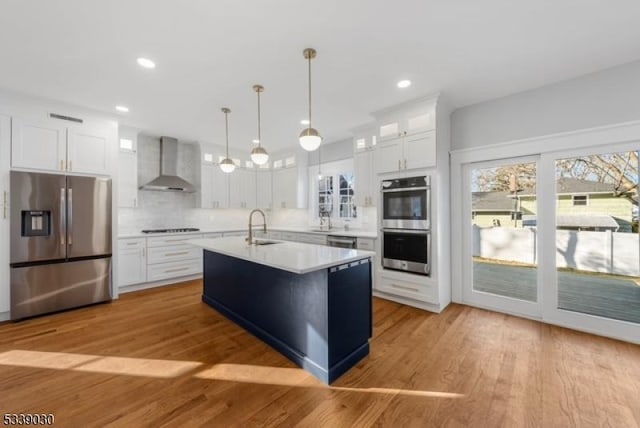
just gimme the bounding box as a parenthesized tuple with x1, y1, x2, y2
(0, 280, 639, 427)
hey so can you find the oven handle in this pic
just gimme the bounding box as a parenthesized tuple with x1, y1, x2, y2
(381, 186, 429, 193)
(381, 228, 430, 235)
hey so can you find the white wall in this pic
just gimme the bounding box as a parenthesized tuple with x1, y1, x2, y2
(451, 59, 640, 150)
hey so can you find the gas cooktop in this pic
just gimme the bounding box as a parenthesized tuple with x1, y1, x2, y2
(141, 228, 200, 234)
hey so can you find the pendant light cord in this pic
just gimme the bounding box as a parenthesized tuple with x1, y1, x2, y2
(257, 90, 262, 146)
(225, 110, 230, 158)
(308, 54, 312, 129)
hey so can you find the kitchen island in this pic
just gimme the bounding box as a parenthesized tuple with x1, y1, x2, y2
(187, 237, 374, 384)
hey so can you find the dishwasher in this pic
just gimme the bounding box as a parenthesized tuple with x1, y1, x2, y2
(327, 235, 358, 249)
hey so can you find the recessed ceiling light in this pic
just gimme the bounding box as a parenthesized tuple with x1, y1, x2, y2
(397, 79, 412, 89)
(300, 119, 310, 125)
(136, 57, 156, 69)
(115, 105, 129, 113)
(252, 139, 260, 144)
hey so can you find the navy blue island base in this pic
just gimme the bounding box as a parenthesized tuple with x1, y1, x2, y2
(202, 249, 373, 384)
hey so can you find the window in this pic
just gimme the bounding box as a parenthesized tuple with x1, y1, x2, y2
(311, 159, 357, 221)
(339, 173, 356, 218)
(317, 176, 333, 217)
(572, 195, 588, 206)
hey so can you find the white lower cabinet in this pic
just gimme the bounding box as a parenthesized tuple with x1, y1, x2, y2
(117, 238, 147, 287)
(376, 274, 438, 304)
(147, 259, 202, 282)
(146, 235, 203, 280)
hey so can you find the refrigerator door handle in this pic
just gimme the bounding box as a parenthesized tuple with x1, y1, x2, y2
(68, 188, 73, 245)
(60, 188, 66, 246)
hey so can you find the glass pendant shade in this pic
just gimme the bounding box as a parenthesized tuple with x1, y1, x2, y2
(250, 146, 269, 165)
(219, 157, 235, 173)
(299, 127, 322, 151)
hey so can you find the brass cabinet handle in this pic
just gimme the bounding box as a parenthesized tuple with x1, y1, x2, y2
(391, 283, 419, 293)
(165, 267, 189, 274)
(398, 159, 401, 170)
(69, 160, 72, 171)
(164, 251, 190, 257)
(404, 159, 407, 169)
(60, 160, 64, 171)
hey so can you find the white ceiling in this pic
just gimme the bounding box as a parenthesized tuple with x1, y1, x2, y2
(1, 0, 640, 151)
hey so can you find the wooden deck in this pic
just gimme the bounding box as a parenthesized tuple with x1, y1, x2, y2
(0, 280, 639, 427)
(474, 260, 640, 324)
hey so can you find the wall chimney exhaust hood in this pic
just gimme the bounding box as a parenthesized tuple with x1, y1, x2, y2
(139, 137, 196, 193)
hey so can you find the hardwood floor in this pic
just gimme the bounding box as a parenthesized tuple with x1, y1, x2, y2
(0, 280, 639, 427)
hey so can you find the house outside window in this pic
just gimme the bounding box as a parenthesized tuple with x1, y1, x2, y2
(572, 194, 588, 206)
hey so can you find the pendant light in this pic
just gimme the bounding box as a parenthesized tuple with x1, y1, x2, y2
(250, 85, 269, 165)
(219, 107, 235, 173)
(299, 48, 322, 151)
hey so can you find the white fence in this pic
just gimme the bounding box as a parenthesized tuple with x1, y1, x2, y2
(472, 226, 640, 277)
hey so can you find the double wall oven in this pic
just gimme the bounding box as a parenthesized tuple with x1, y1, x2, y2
(381, 175, 431, 276)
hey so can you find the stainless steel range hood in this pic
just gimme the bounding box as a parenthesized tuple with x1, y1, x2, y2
(139, 137, 196, 193)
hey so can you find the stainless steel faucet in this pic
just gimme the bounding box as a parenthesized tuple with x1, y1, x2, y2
(246, 209, 267, 245)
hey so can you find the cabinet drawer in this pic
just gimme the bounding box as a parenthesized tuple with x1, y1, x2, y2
(377, 276, 437, 304)
(357, 238, 375, 251)
(146, 235, 200, 248)
(147, 245, 202, 264)
(118, 238, 145, 251)
(147, 259, 202, 282)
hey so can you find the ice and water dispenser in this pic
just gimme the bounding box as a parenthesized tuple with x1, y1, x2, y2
(21, 210, 51, 237)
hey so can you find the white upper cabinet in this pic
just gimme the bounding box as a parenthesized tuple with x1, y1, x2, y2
(271, 153, 308, 209)
(376, 102, 436, 142)
(352, 124, 378, 207)
(201, 163, 229, 209)
(372, 97, 438, 173)
(229, 167, 256, 209)
(11, 117, 67, 172)
(117, 127, 139, 208)
(11, 114, 112, 176)
(256, 169, 273, 210)
(272, 167, 298, 209)
(354, 149, 376, 207)
(67, 125, 109, 175)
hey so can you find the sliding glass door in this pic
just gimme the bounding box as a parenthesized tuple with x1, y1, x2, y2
(539, 147, 640, 339)
(462, 156, 542, 318)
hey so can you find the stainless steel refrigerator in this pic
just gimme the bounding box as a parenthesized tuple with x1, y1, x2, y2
(10, 171, 112, 320)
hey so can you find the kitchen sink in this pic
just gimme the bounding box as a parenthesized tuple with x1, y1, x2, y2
(309, 229, 335, 233)
(252, 239, 282, 246)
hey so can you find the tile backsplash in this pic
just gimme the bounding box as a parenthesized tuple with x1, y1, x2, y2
(118, 136, 378, 234)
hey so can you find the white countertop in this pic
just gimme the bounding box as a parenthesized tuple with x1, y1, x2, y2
(187, 237, 375, 274)
(119, 227, 378, 239)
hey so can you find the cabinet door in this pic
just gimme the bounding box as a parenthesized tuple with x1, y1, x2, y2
(405, 130, 436, 170)
(0, 115, 10, 314)
(118, 247, 146, 287)
(229, 168, 255, 209)
(118, 151, 138, 208)
(67, 125, 110, 175)
(202, 164, 229, 208)
(374, 136, 403, 174)
(354, 151, 372, 207)
(256, 170, 272, 209)
(11, 116, 67, 172)
(272, 167, 298, 209)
